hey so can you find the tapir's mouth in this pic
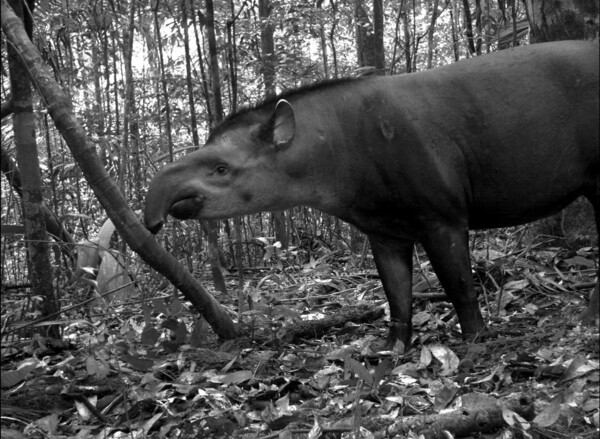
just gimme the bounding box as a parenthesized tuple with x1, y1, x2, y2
(170, 196, 204, 220)
(145, 194, 205, 234)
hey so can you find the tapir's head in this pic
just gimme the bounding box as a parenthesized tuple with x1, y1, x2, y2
(144, 100, 301, 233)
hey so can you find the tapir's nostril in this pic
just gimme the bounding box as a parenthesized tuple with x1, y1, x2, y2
(145, 220, 164, 234)
(170, 196, 204, 220)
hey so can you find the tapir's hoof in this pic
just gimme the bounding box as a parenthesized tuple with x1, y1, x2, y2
(376, 320, 411, 353)
(579, 308, 599, 326)
(462, 326, 495, 343)
(579, 285, 599, 326)
(373, 338, 407, 354)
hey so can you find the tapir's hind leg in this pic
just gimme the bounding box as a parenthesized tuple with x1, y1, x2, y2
(580, 191, 599, 324)
(420, 224, 488, 340)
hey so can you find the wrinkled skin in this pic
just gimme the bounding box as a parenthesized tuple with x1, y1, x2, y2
(146, 41, 600, 349)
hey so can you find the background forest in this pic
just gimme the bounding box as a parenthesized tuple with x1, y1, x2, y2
(1, 0, 599, 438)
(4, 0, 594, 314)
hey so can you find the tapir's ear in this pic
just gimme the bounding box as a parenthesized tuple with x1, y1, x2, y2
(258, 99, 295, 148)
(272, 100, 295, 146)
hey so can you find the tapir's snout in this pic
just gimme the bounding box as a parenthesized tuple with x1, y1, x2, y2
(169, 196, 205, 220)
(145, 219, 164, 235)
(144, 195, 204, 234)
(144, 161, 206, 234)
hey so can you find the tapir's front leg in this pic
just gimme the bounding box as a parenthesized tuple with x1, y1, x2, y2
(420, 224, 487, 340)
(369, 237, 415, 350)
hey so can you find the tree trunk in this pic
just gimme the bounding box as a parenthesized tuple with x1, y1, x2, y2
(355, 0, 385, 74)
(389, 4, 403, 74)
(122, 0, 142, 206)
(205, 0, 224, 118)
(329, 0, 340, 78)
(474, 0, 483, 55)
(7, 0, 59, 337)
(226, 2, 238, 110)
(462, 0, 476, 55)
(153, 0, 174, 163)
(259, 0, 276, 97)
(0, 144, 74, 256)
(373, 0, 385, 71)
(0, 0, 237, 341)
(190, 2, 214, 127)
(259, 0, 289, 249)
(402, 11, 412, 72)
(91, 41, 105, 137)
(426, 0, 440, 69)
(204, 0, 229, 295)
(319, 18, 329, 78)
(225, 1, 246, 305)
(523, 0, 599, 42)
(181, 0, 200, 148)
(449, 0, 460, 61)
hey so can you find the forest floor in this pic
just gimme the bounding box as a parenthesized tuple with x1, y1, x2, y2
(1, 239, 599, 439)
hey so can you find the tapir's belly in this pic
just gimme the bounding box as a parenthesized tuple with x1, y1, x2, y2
(343, 151, 594, 240)
(348, 190, 585, 241)
(467, 190, 583, 229)
(465, 157, 594, 229)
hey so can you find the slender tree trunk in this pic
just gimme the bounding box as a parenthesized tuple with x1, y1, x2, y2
(7, 0, 59, 337)
(226, 3, 239, 109)
(190, 2, 214, 126)
(474, 0, 482, 54)
(122, 0, 142, 205)
(0, 144, 74, 254)
(205, 0, 224, 119)
(511, 1, 518, 47)
(42, 113, 75, 263)
(402, 11, 412, 72)
(153, 0, 185, 263)
(227, 1, 246, 297)
(329, 0, 339, 78)
(389, 2, 404, 74)
(484, 0, 492, 51)
(153, 0, 174, 163)
(205, 0, 229, 295)
(462, 0, 476, 55)
(110, 23, 120, 135)
(99, 6, 113, 135)
(42, 114, 67, 269)
(355, 0, 385, 74)
(319, 20, 329, 78)
(426, 0, 440, 69)
(91, 42, 104, 136)
(373, 0, 385, 72)
(181, 0, 200, 148)
(258, 0, 289, 250)
(259, 0, 275, 97)
(449, 0, 460, 61)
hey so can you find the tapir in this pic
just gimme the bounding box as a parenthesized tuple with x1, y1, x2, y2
(145, 41, 599, 349)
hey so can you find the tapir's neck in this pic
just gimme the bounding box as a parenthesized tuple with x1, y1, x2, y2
(280, 119, 354, 217)
(280, 80, 397, 218)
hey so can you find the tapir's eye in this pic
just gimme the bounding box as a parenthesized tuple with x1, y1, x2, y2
(214, 165, 228, 176)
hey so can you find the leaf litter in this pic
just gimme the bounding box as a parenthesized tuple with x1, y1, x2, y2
(1, 238, 598, 438)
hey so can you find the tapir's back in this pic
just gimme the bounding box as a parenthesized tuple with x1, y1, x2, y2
(367, 41, 600, 229)
(461, 41, 599, 228)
